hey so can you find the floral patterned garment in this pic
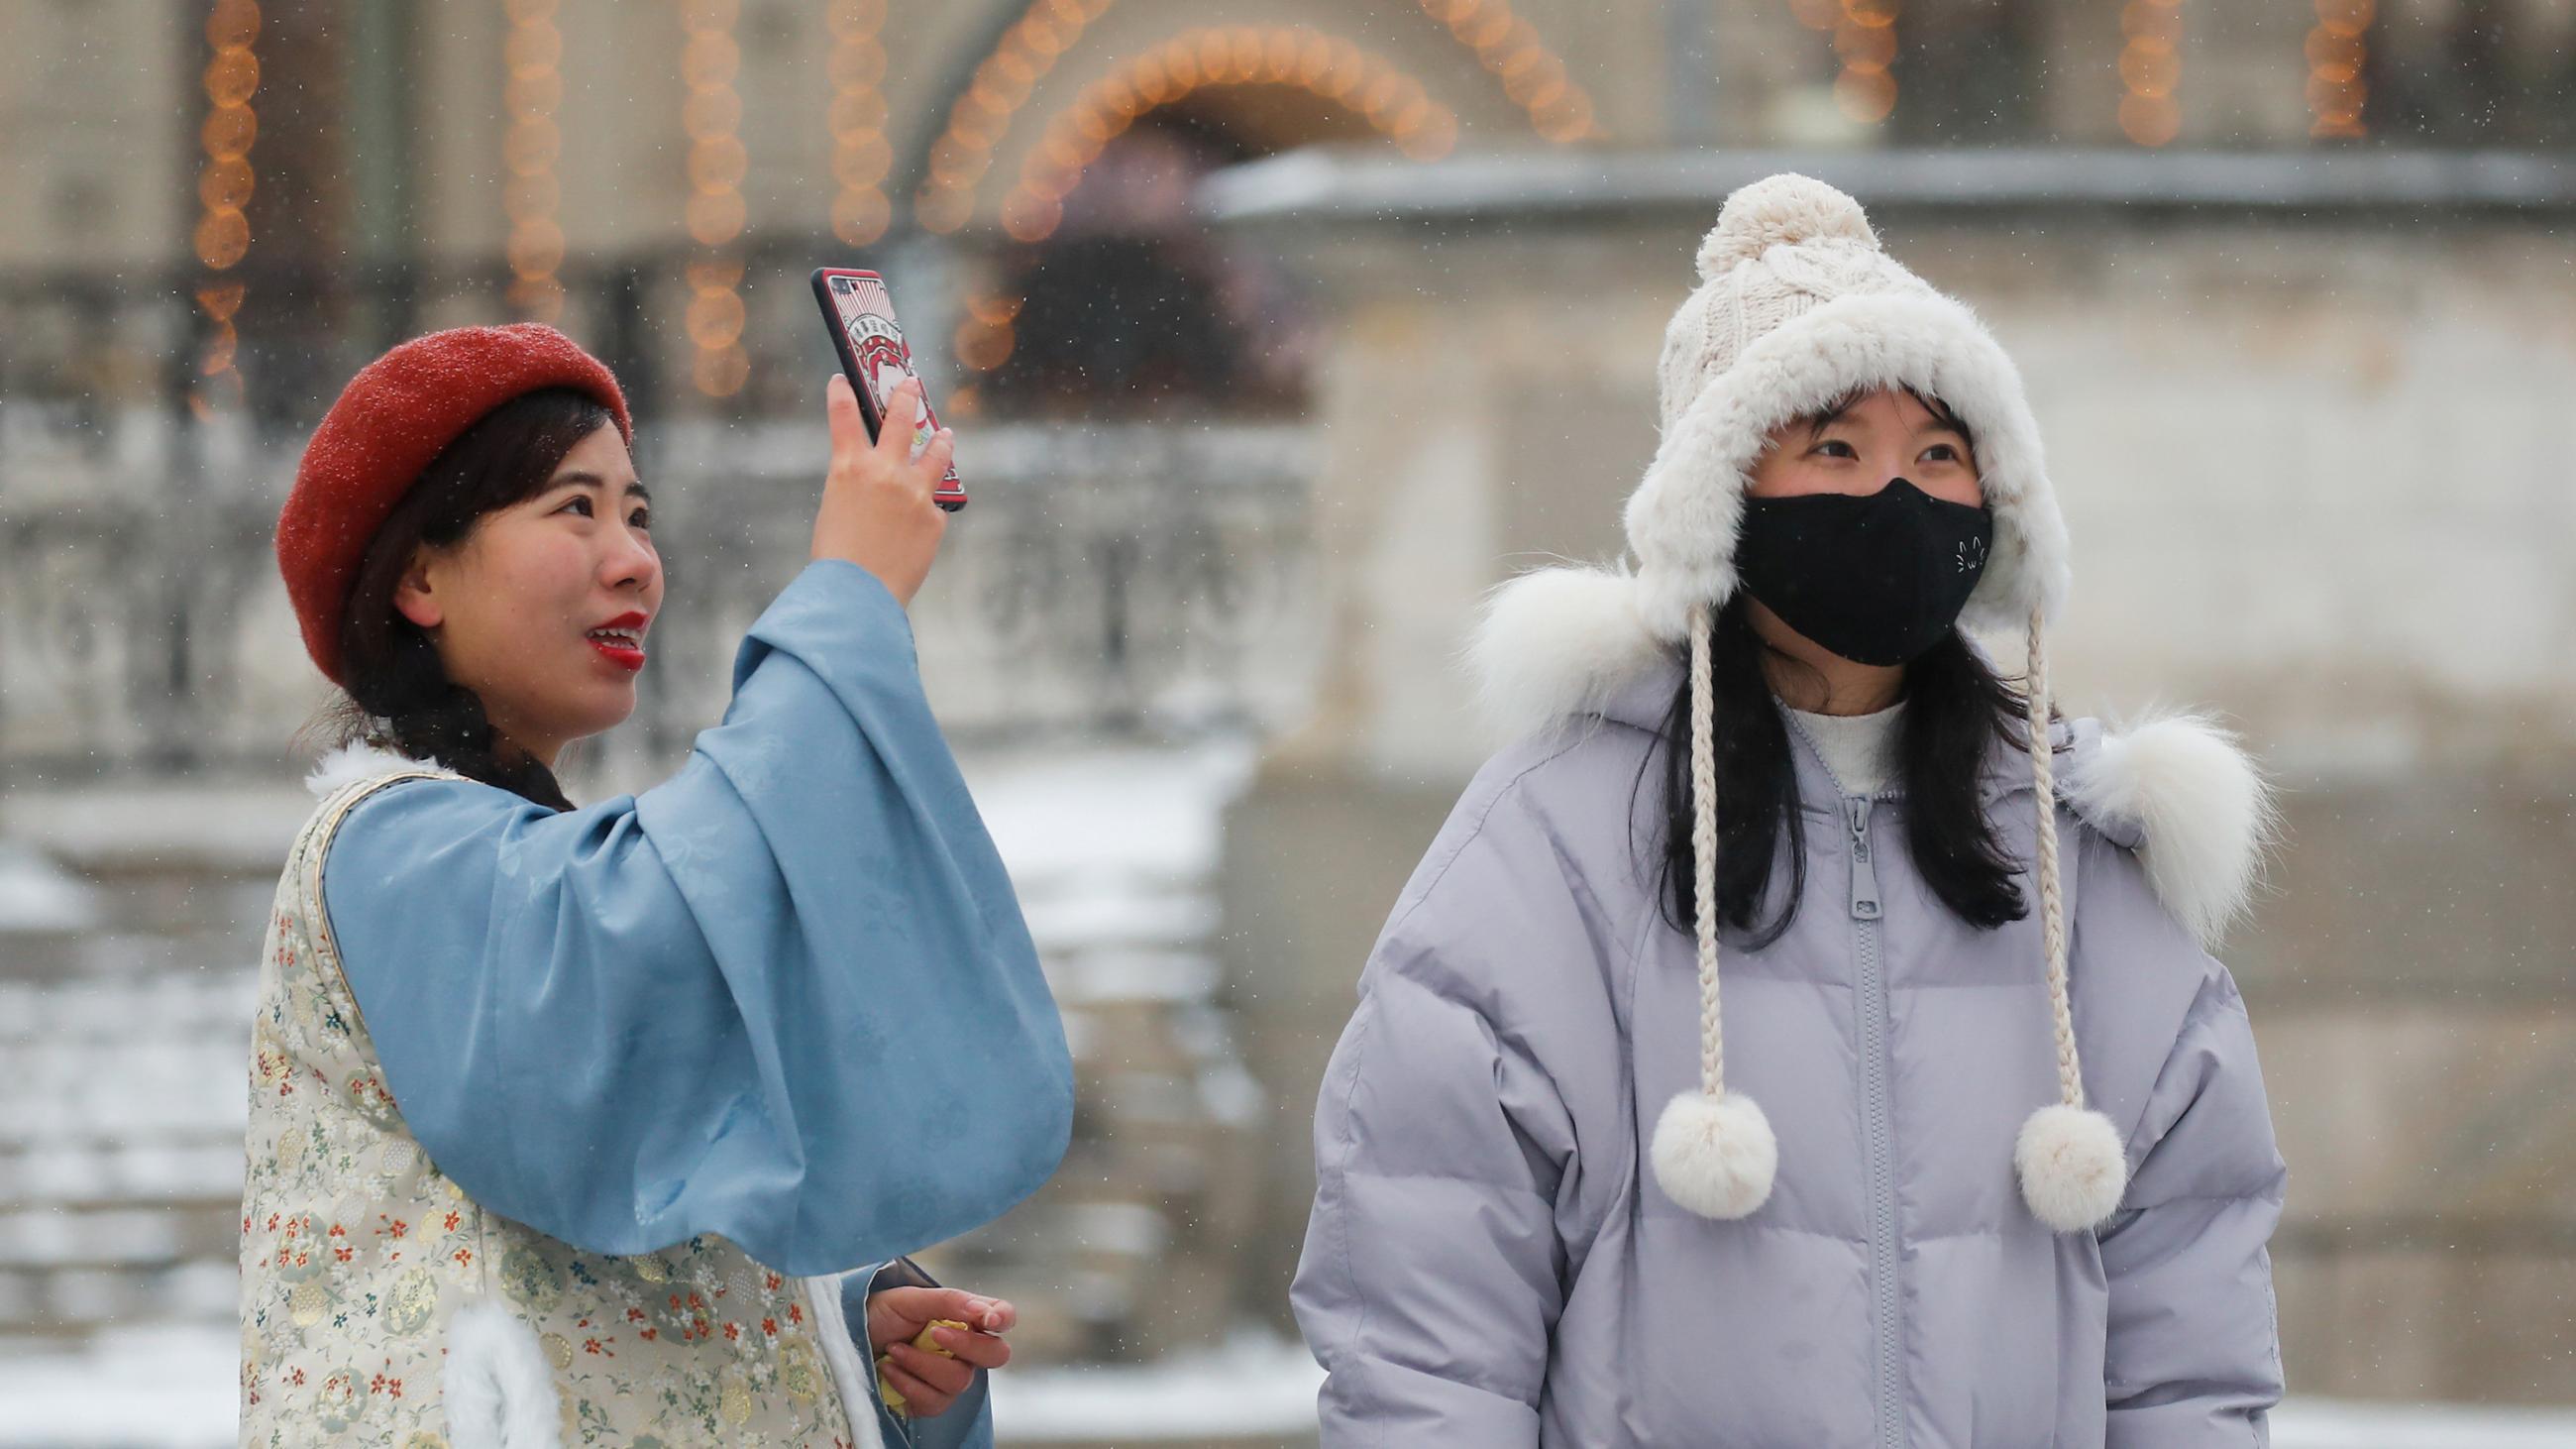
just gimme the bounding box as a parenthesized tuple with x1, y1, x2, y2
(239, 767, 878, 1447)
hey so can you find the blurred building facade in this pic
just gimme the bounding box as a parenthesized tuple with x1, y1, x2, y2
(2, 0, 2573, 1432)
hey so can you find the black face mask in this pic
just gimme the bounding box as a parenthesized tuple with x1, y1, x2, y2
(1735, 478, 1993, 667)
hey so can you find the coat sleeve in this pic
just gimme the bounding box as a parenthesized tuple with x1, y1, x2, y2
(320, 559, 1074, 1276)
(1291, 775, 1609, 1447)
(2099, 961, 2288, 1447)
(839, 1259, 994, 1449)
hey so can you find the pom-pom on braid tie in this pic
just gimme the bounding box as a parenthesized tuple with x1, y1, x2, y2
(1650, 603, 1779, 1221)
(2013, 603, 2130, 1232)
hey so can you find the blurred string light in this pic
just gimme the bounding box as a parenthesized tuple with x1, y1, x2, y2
(2306, 0, 2371, 140)
(1412, 0, 1598, 142)
(502, 0, 565, 320)
(192, 0, 262, 414)
(915, 0, 1116, 236)
(915, 0, 1594, 235)
(682, 0, 749, 396)
(1785, 0, 1900, 127)
(2117, 0, 2184, 147)
(952, 292, 1022, 388)
(828, 0, 892, 246)
(997, 27, 1463, 244)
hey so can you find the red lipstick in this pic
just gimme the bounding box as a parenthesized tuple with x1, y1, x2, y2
(586, 611, 650, 673)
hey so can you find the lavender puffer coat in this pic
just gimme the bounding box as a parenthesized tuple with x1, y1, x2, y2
(1292, 662, 2285, 1448)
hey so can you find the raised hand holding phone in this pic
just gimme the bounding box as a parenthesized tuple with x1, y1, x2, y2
(812, 267, 966, 510)
(812, 372, 951, 608)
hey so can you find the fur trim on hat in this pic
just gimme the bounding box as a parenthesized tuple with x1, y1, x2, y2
(303, 739, 446, 800)
(2060, 713, 2276, 950)
(1626, 286, 2071, 644)
(444, 1297, 563, 1448)
(1466, 566, 1664, 739)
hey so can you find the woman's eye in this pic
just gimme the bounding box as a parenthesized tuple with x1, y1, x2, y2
(628, 509, 652, 531)
(558, 496, 594, 517)
(1922, 444, 1960, 463)
(1812, 439, 1857, 459)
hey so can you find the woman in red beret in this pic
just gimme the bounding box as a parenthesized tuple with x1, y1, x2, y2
(244, 323, 1071, 1448)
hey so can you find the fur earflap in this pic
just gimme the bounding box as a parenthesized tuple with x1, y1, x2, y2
(444, 1297, 563, 1449)
(2061, 714, 2276, 949)
(303, 739, 444, 800)
(1466, 566, 1666, 740)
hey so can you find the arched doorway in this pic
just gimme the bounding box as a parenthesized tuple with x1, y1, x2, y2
(944, 26, 1481, 421)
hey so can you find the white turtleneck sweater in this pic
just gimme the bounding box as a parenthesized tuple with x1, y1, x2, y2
(1786, 700, 1906, 797)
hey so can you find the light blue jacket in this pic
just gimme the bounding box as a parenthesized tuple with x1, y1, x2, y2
(1294, 662, 2286, 1447)
(323, 560, 1073, 1449)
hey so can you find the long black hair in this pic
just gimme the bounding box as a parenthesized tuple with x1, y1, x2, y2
(309, 388, 620, 812)
(1643, 570, 2039, 949)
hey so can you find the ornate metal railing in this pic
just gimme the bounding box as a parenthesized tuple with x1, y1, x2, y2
(0, 417, 1318, 783)
(0, 238, 1320, 782)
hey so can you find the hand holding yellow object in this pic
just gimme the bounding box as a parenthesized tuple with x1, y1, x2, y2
(866, 1283, 1016, 1420)
(878, 1319, 968, 1414)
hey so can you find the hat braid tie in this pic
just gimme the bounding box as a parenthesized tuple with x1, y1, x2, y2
(1691, 602, 1724, 1099)
(2023, 603, 2082, 1110)
(1647, 602, 1778, 1220)
(2010, 604, 2129, 1232)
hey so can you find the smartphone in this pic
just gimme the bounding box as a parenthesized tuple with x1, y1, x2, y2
(811, 267, 966, 511)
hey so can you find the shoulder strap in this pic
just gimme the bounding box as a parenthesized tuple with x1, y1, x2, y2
(291, 768, 455, 1045)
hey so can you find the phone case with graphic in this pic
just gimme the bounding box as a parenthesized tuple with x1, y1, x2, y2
(811, 267, 966, 511)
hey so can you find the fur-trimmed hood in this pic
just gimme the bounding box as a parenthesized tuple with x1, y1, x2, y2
(1467, 564, 2274, 951)
(1628, 172, 2069, 644)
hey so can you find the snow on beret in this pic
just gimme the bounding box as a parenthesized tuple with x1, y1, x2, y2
(275, 323, 631, 686)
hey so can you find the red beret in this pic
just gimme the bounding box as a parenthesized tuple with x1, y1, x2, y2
(276, 323, 632, 686)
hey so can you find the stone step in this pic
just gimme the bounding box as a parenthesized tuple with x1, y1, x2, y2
(0, 1257, 237, 1340)
(0, 1141, 245, 1209)
(0, 1204, 235, 1272)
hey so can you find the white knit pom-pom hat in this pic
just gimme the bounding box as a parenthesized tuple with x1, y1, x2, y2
(1626, 173, 2123, 1233)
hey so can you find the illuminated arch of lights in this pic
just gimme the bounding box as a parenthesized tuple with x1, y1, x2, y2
(502, 0, 566, 320)
(915, 0, 1598, 236)
(995, 27, 1462, 243)
(192, 0, 262, 412)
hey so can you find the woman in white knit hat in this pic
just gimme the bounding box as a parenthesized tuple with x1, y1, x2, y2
(1291, 174, 2286, 1445)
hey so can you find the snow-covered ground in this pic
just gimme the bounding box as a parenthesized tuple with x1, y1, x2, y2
(2, 1321, 2574, 1449)
(0, 840, 99, 934)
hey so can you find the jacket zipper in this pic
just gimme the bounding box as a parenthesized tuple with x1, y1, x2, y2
(1846, 794, 1906, 1449)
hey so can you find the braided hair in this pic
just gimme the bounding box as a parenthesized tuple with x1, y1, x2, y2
(313, 388, 619, 812)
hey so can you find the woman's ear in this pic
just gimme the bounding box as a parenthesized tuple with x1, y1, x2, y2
(391, 550, 444, 630)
